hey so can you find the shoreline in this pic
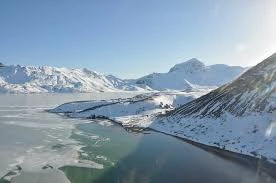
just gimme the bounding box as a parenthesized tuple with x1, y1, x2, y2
(148, 128, 276, 178)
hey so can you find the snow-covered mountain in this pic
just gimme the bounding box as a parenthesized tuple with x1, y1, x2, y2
(135, 58, 246, 91)
(0, 59, 246, 94)
(169, 54, 275, 118)
(0, 65, 146, 93)
(152, 53, 276, 162)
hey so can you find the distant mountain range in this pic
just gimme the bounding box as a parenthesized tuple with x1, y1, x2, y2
(0, 66, 146, 93)
(0, 59, 246, 93)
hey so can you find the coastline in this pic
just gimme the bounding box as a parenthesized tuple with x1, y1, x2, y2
(148, 127, 276, 178)
(106, 117, 276, 178)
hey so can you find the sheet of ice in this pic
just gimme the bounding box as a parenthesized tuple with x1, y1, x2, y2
(10, 169, 71, 183)
(0, 93, 132, 179)
(0, 108, 103, 178)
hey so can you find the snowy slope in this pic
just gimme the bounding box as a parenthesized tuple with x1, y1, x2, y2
(0, 65, 146, 93)
(135, 58, 246, 91)
(168, 54, 275, 117)
(151, 53, 276, 162)
(50, 91, 207, 128)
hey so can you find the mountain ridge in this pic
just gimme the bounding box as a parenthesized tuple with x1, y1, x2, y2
(168, 53, 276, 118)
(0, 65, 146, 93)
(0, 59, 246, 93)
(149, 53, 276, 162)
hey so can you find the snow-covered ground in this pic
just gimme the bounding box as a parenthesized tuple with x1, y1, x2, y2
(50, 91, 207, 128)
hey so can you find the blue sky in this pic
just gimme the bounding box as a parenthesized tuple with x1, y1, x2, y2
(0, 0, 275, 78)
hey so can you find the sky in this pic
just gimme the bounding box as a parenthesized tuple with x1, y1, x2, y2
(0, 0, 275, 78)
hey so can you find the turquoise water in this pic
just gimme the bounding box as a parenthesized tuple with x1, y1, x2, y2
(63, 120, 276, 183)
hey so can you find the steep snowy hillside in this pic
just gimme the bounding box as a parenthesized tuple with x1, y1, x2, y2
(0, 65, 146, 93)
(152, 53, 276, 162)
(135, 58, 245, 91)
(169, 54, 275, 117)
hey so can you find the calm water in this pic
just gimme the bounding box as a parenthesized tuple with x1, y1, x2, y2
(0, 93, 275, 183)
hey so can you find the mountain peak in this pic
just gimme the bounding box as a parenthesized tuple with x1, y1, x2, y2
(168, 53, 276, 118)
(186, 58, 202, 63)
(169, 58, 205, 73)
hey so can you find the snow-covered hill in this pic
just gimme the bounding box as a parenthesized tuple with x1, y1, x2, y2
(135, 58, 246, 91)
(168, 54, 275, 118)
(50, 91, 206, 128)
(0, 65, 146, 93)
(152, 53, 276, 162)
